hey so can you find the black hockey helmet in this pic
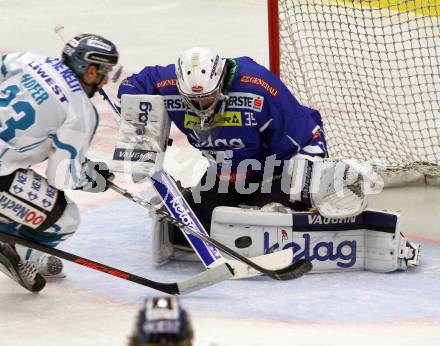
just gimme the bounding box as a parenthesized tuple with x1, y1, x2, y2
(62, 33, 119, 78)
(129, 297, 194, 345)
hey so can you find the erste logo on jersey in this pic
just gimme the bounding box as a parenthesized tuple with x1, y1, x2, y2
(163, 95, 187, 111)
(227, 92, 264, 112)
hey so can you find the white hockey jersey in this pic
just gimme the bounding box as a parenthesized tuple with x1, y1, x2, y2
(0, 52, 98, 190)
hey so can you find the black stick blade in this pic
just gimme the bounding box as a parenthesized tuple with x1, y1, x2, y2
(273, 259, 313, 281)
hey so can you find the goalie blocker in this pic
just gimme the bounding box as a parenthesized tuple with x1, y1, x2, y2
(111, 94, 171, 182)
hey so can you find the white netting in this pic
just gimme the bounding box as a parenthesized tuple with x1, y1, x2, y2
(274, 0, 440, 182)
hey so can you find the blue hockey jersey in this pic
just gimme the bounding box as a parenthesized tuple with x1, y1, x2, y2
(118, 57, 327, 177)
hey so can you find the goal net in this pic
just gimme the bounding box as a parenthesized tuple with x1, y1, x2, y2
(268, 0, 440, 184)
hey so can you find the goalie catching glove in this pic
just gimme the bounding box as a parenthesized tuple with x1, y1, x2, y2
(289, 154, 383, 218)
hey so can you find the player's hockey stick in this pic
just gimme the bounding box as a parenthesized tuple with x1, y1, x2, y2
(108, 181, 312, 281)
(0, 231, 233, 295)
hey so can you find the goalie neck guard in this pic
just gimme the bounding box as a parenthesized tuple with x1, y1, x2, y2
(129, 297, 194, 346)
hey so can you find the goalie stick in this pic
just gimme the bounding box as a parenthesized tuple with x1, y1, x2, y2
(0, 231, 233, 295)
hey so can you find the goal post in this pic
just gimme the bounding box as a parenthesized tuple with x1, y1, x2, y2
(267, 0, 440, 185)
(268, 0, 281, 77)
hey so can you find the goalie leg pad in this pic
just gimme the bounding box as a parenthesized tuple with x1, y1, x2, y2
(210, 207, 420, 273)
(151, 214, 174, 266)
(150, 195, 198, 266)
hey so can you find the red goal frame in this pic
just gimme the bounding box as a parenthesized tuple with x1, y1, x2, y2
(267, 0, 280, 77)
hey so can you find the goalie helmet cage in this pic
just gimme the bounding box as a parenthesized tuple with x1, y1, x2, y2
(267, 0, 440, 186)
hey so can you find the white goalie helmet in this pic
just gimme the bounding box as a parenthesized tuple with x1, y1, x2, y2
(176, 47, 227, 127)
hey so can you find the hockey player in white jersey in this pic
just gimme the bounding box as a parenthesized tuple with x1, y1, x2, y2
(0, 33, 119, 292)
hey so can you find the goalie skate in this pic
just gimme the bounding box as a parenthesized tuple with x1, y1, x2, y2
(398, 238, 421, 270)
(0, 243, 46, 293)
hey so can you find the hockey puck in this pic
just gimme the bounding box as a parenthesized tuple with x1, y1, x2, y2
(235, 236, 252, 249)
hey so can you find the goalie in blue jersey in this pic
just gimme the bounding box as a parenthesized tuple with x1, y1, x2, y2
(117, 48, 327, 227)
(116, 47, 420, 273)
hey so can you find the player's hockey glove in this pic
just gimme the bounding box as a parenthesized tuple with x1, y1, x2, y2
(79, 160, 115, 193)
